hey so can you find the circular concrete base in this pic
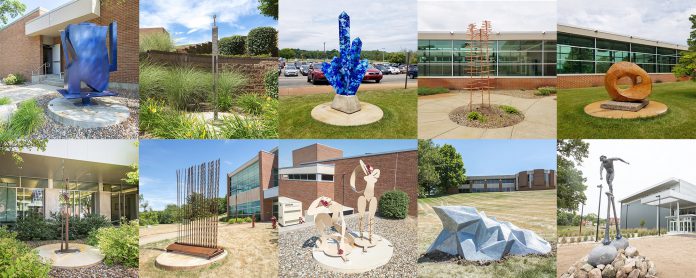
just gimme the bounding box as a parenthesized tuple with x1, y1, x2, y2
(47, 97, 129, 128)
(353, 236, 377, 249)
(584, 100, 668, 119)
(155, 249, 228, 271)
(312, 234, 393, 274)
(311, 102, 383, 126)
(33, 243, 104, 269)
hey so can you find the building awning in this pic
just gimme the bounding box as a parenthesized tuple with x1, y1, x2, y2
(25, 0, 100, 37)
(264, 186, 278, 199)
(0, 152, 130, 185)
(640, 190, 696, 208)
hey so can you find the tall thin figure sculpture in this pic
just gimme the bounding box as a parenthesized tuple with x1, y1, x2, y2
(599, 155, 630, 247)
(350, 160, 380, 247)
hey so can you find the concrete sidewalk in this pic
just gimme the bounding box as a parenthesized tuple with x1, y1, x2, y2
(418, 91, 556, 139)
(0, 83, 59, 104)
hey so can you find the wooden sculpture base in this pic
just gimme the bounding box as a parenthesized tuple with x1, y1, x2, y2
(166, 242, 225, 259)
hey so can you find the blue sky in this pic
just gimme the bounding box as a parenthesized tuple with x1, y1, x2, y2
(140, 140, 278, 210)
(140, 0, 277, 45)
(279, 140, 417, 168)
(3, 0, 65, 25)
(432, 139, 556, 176)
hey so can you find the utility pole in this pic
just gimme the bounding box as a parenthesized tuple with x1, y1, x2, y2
(323, 42, 326, 61)
(404, 51, 410, 89)
(579, 202, 584, 236)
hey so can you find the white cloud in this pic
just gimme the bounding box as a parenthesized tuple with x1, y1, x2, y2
(559, 0, 695, 45)
(576, 140, 696, 217)
(418, 0, 557, 32)
(140, 0, 258, 31)
(279, 0, 417, 51)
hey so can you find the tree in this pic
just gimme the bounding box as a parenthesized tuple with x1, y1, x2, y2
(418, 140, 441, 197)
(557, 140, 589, 212)
(640, 219, 646, 228)
(257, 0, 278, 20)
(139, 194, 149, 212)
(436, 144, 467, 194)
(387, 52, 406, 64)
(279, 48, 296, 59)
(0, 0, 25, 25)
(216, 197, 226, 215)
(688, 14, 696, 50)
(219, 35, 246, 56)
(674, 14, 696, 79)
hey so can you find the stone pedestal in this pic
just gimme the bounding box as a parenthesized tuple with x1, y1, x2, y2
(600, 100, 649, 112)
(331, 94, 361, 114)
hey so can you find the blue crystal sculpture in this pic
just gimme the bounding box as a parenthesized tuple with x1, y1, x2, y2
(427, 206, 551, 261)
(323, 12, 368, 97)
(58, 22, 118, 106)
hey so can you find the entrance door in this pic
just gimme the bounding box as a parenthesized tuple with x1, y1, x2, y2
(0, 187, 17, 222)
(42, 45, 52, 75)
(52, 44, 61, 75)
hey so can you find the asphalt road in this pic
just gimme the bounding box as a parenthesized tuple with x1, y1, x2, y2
(279, 72, 415, 88)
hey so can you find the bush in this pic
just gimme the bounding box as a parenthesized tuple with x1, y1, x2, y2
(237, 94, 264, 115)
(95, 220, 139, 268)
(7, 100, 44, 136)
(220, 35, 247, 56)
(158, 204, 179, 224)
(140, 98, 212, 139)
(466, 111, 485, 122)
(499, 105, 520, 115)
(2, 73, 25, 85)
(139, 32, 175, 53)
(140, 211, 159, 226)
(228, 218, 237, 224)
(0, 97, 10, 105)
(86, 229, 99, 246)
(378, 190, 409, 219)
(219, 97, 278, 139)
(417, 87, 449, 96)
(216, 93, 234, 112)
(0, 226, 52, 277)
(15, 211, 56, 241)
(535, 86, 556, 96)
(264, 69, 279, 99)
(246, 27, 278, 56)
(48, 213, 111, 240)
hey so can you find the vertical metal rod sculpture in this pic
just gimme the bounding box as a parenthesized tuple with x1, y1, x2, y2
(167, 159, 223, 259)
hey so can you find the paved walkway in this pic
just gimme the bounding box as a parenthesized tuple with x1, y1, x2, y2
(0, 83, 59, 104)
(418, 91, 556, 139)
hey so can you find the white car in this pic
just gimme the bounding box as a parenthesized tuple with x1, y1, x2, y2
(387, 66, 400, 74)
(284, 65, 299, 77)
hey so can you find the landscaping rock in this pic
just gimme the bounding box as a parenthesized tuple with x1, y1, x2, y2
(627, 269, 639, 278)
(561, 246, 656, 278)
(625, 246, 638, 257)
(589, 268, 602, 278)
(582, 263, 595, 272)
(597, 264, 604, 270)
(601, 264, 616, 278)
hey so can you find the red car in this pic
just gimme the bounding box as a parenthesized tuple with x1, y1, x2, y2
(363, 65, 383, 83)
(307, 63, 327, 85)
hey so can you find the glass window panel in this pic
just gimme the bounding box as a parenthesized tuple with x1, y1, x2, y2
(558, 33, 594, 48)
(544, 50, 556, 63)
(633, 53, 656, 63)
(596, 39, 629, 51)
(543, 64, 557, 76)
(20, 178, 47, 189)
(0, 176, 19, 187)
(637, 63, 656, 73)
(657, 47, 676, 55)
(632, 44, 656, 54)
(557, 60, 595, 74)
(498, 51, 543, 63)
(557, 46, 594, 61)
(497, 64, 542, 76)
(596, 62, 613, 73)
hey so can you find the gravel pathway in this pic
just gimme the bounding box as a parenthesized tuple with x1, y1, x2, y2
(279, 216, 417, 278)
(29, 89, 138, 139)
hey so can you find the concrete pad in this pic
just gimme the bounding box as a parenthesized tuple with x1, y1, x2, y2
(584, 100, 668, 119)
(481, 126, 514, 139)
(155, 249, 228, 271)
(418, 118, 459, 138)
(512, 120, 557, 139)
(47, 97, 129, 128)
(437, 126, 487, 139)
(33, 243, 104, 269)
(0, 84, 59, 104)
(312, 235, 393, 274)
(311, 102, 383, 126)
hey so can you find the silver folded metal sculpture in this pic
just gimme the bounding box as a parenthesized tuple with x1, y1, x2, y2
(426, 206, 551, 261)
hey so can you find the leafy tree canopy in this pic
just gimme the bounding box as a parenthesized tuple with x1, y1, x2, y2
(258, 0, 278, 20)
(0, 0, 25, 25)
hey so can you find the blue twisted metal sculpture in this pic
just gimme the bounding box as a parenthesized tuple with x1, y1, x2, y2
(322, 12, 368, 96)
(58, 22, 118, 105)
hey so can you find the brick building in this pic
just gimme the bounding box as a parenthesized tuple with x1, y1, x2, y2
(0, 0, 138, 88)
(226, 148, 278, 221)
(457, 169, 556, 193)
(279, 144, 418, 218)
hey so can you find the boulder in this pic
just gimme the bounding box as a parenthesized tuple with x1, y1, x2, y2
(602, 264, 616, 278)
(616, 270, 627, 278)
(622, 260, 635, 274)
(589, 268, 602, 278)
(638, 261, 647, 277)
(582, 264, 595, 272)
(597, 264, 605, 270)
(627, 269, 639, 278)
(625, 246, 639, 257)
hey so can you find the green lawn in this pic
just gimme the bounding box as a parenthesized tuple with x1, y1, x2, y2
(558, 81, 696, 138)
(418, 190, 557, 278)
(279, 89, 417, 138)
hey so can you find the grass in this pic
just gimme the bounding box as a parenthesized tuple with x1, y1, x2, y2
(467, 111, 486, 122)
(418, 86, 450, 96)
(535, 87, 556, 96)
(418, 190, 556, 278)
(279, 89, 417, 138)
(0, 97, 10, 105)
(499, 105, 521, 114)
(139, 32, 175, 53)
(6, 100, 44, 136)
(558, 81, 696, 138)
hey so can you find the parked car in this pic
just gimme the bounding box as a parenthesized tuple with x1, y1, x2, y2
(307, 63, 327, 84)
(363, 65, 383, 83)
(284, 65, 299, 77)
(408, 65, 418, 79)
(375, 64, 389, 74)
(299, 65, 310, 76)
(387, 66, 400, 74)
(399, 65, 407, 73)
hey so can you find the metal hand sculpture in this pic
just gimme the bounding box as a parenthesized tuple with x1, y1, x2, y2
(323, 12, 368, 96)
(307, 196, 353, 262)
(58, 22, 118, 105)
(350, 160, 380, 250)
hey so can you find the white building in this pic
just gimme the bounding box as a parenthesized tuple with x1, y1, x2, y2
(619, 178, 696, 234)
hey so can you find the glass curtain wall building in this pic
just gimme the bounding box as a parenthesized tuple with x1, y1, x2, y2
(227, 148, 279, 221)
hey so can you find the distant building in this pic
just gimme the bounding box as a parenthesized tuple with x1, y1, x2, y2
(619, 178, 696, 234)
(457, 169, 556, 193)
(226, 148, 278, 221)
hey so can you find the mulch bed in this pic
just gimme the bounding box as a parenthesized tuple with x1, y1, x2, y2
(449, 104, 524, 128)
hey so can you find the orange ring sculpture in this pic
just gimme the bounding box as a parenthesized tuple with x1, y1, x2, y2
(604, 62, 652, 102)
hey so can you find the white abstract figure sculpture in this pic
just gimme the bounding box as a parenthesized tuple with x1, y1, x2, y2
(307, 196, 353, 262)
(350, 160, 380, 250)
(427, 206, 552, 261)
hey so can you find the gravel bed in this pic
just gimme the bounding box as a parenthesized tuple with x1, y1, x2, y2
(29, 90, 139, 139)
(449, 104, 525, 128)
(26, 239, 138, 278)
(279, 216, 417, 278)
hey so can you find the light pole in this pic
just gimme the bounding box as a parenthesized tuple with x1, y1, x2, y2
(656, 195, 661, 236)
(596, 184, 602, 242)
(381, 48, 386, 62)
(625, 203, 630, 229)
(579, 202, 585, 236)
(323, 42, 326, 61)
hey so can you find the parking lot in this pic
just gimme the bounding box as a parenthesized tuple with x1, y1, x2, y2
(279, 71, 416, 96)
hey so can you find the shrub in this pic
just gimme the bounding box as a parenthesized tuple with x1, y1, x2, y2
(158, 204, 179, 224)
(466, 111, 485, 122)
(219, 97, 278, 139)
(378, 190, 409, 219)
(95, 220, 139, 268)
(499, 105, 520, 115)
(228, 218, 237, 224)
(535, 86, 556, 96)
(0, 97, 10, 105)
(140, 211, 159, 226)
(417, 87, 449, 96)
(140, 98, 212, 139)
(246, 27, 278, 56)
(74, 213, 111, 238)
(163, 66, 212, 109)
(139, 62, 169, 100)
(15, 211, 56, 241)
(3, 73, 25, 85)
(86, 229, 99, 246)
(244, 216, 252, 223)
(216, 93, 234, 112)
(264, 69, 279, 99)
(139, 32, 175, 53)
(237, 94, 264, 115)
(7, 100, 44, 136)
(0, 226, 52, 277)
(220, 35, 247, 56)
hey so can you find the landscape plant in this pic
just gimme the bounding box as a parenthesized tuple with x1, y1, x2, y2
(264, 69, 279, 99)
(246, 26, 278, 56)
(2, 73, 25, 85)
(0, 97, 10, 105)
(139, 32, 175, 53)
(536, 86, 556, 96)
(14, 211, 56, 241)
(94, 220, 139, 268)
(466, 111, 485, 122)
(0, 226, 51, 277)
(220, 35, 247, 55)
(378, 190, 410, 219)
(499, 105, 520, 115)
(418, 87, 449, 96)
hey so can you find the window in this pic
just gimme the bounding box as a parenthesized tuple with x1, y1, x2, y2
(321, 175, 334, 181)
(231, 161, 259, 194)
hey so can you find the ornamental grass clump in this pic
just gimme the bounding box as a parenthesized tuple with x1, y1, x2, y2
(467, 111, 486, 122)
(499, 105, 521, 115)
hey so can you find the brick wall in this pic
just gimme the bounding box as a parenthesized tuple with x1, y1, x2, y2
(419, 77, 557, 90)
(558, 74, 683, 89)
(258, 151, 277, 221)
(292, 144, 343, 166)
(332, 150, 418, 216)
(0, 9, 43, 80)
(516, 169, 555, 191)
(90, 0, 139, 85)
(146, 51, 278, 94)
(279, 180, 335, 214)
